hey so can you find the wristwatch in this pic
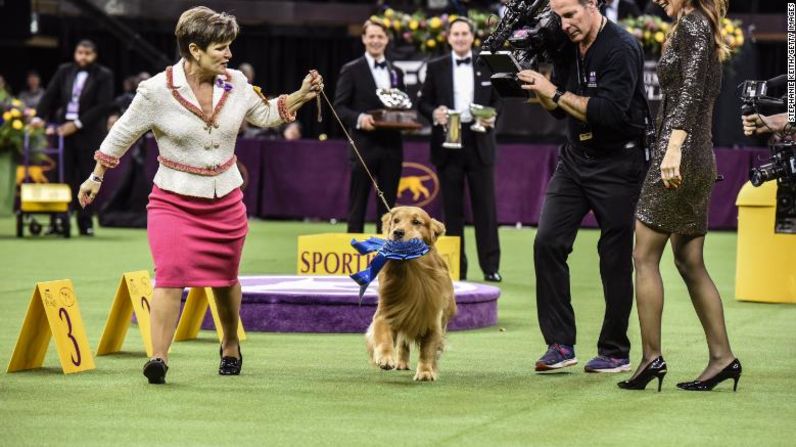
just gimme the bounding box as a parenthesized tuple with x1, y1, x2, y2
(552, 89, 566, 104)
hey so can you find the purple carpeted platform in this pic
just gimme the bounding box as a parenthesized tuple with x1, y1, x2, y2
(186, 275, 500, 333)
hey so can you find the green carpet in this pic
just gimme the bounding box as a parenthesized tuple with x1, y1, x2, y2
(0, 217, 794, 446)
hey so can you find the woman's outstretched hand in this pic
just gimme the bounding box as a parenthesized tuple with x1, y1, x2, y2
(300, 69, 324, 102)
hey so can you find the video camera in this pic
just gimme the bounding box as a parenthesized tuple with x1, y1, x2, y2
(750, 141, 796, 187)
(479, 0, 571, 97)
(739, 75, 796, 187)
(739, 74, 788, 116)
(740, 74, 796, 233)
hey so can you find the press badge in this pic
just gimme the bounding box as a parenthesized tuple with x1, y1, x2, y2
(587, 71, 598, 88)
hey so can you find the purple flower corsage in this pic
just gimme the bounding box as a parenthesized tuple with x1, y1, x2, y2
(216, 77, 233, 92)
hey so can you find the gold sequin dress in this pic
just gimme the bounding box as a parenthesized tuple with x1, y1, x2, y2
(635, 11, 721, 235)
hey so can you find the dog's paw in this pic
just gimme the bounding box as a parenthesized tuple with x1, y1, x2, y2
(374, 355, 396, 370)
(396, 361, 410, 370)
(413, 368, 437, 382)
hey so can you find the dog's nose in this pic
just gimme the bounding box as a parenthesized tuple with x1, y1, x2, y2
(392, 229, 405, 240)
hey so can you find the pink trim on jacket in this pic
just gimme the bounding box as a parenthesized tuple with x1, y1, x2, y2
(94, 151, 120, 168)
(277, 94, 296, 122)
(157, 154, 238, 176)
(166, 66, 231, 126)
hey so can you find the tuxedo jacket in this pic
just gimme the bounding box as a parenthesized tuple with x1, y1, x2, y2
(333, 56, 406, 158)
(37, 62, 114, 141)
(417, 52, 500, 167)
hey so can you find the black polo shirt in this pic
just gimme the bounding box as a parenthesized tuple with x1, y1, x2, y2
(549, 19, 647, 152)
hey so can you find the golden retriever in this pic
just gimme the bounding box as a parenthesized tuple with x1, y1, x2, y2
(365, 206, 456, 381)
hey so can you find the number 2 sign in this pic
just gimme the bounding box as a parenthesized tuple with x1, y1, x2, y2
(6, 279, 95, 374)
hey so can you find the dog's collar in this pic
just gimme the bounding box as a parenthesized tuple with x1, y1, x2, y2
(349, 237, 430, 302)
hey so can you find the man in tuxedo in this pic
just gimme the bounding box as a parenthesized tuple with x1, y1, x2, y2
(601, 0, 642, 22)
(36, 39, 114, 235)
(417, 18, 502, 282)
(334, 20, 405, 234)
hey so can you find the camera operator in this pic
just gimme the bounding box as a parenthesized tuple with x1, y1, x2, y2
(516, 0, 648, 373)
(742, 112, 794, 136)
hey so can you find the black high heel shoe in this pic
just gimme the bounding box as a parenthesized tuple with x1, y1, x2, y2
(143, 357, 168, 384)
(617, 356, 667, 392)
(219, 344, 243, 376)
(677, 359, 742, 392)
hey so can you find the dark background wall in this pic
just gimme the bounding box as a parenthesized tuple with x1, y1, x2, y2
(0, 0, 788, 146)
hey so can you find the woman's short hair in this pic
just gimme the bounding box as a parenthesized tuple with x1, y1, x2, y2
(175, 6, 239, 60)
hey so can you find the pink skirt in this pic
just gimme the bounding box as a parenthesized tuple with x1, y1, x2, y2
(147, 185, 248, 288)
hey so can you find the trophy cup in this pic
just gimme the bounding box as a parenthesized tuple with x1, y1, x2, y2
(368, 88, 423, 130)
(442, 111, 462, 149)
(469, 104, 497, 133)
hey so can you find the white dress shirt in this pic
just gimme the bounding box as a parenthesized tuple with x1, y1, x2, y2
(65, 70, 88, 120)
(364, 52, 391, 90)
(98, 59, 285, 198)
(452, 51, 475, 123)
(359, 52, 392, 128)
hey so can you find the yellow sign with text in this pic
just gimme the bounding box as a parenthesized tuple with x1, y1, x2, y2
(96, 271, 155, 357)
(174, 287, 247, 342)
(7, 280, 95, 374)
(297, 233, 460, 280)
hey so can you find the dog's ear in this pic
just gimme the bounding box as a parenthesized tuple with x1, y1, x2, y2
(380, 211, 393, 236)
(430, 218, 445, 242)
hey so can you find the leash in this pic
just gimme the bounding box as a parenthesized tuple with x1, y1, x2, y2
(316, 84, 392, 213)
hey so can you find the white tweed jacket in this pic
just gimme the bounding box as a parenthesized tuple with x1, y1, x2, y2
(97, 59, 287, 198)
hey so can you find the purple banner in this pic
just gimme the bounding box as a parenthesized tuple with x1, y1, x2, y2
(101, 137, 769, 230)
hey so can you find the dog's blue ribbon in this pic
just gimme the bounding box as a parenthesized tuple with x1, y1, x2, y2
(349, 237, 430, 303)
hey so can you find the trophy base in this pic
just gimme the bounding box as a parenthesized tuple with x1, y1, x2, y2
(442, 142, 462, 149)
(369, 109, 423, 130)
(470, 123, 488, 133)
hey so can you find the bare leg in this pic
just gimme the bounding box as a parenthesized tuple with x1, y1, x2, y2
(670, 234, 736, 380)
(150, 287, 183, 363)
(629, 220, 670, 380)
(212, 283, 242, 359)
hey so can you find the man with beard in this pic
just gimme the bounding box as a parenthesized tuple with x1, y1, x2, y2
(35, 39, 114, 236)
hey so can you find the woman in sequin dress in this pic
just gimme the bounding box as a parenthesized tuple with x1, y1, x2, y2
(619, 0, 741, 392)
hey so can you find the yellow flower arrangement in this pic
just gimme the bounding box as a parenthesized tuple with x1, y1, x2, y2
(371, 7, 497, 54)
(621, 14, 745, 59)
(0, 101, 47, 158)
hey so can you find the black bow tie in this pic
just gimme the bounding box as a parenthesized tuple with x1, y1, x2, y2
(373, 60, 387, 69)
(455, 57, 472, 66)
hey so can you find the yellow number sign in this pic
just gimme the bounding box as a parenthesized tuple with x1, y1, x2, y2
(96, 271, 155, 357)
(7, 280, 95, 374)
(174, 288, 247, 342)
(297, 233, 461, 280)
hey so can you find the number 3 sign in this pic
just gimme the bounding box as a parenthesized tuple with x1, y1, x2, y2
(7, 280, 95, 374)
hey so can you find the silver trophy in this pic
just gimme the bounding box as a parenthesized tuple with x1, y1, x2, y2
(368, 88, 422, 130)
(442, 110, 462, 149)
(469, 104, 497, 133)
